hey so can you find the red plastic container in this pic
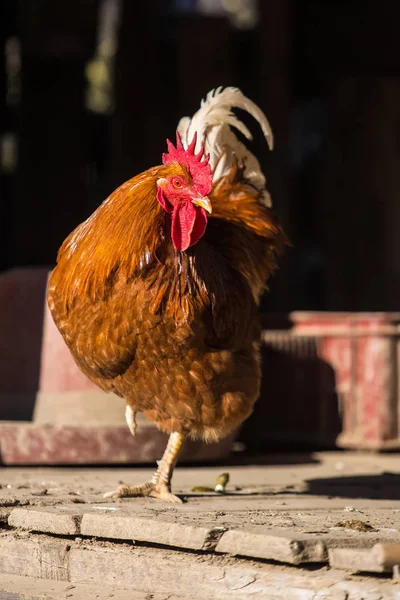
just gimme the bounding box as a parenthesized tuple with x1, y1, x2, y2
(246, 312, 400, 451)
(291, 312, 400, 450)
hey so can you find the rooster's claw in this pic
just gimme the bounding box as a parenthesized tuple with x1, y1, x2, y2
(103, 481, 182, 504)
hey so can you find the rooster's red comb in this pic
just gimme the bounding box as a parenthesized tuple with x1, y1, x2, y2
(162, 131, 212, 197)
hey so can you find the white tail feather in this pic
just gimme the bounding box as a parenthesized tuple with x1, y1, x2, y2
(177, 87, 273, 207)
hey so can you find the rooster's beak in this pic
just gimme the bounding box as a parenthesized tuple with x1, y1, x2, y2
(192, 196, 212, 214)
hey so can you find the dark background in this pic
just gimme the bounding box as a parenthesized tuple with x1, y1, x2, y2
(1, 0, 400, 312)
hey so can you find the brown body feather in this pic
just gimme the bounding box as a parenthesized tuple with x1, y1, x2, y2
(48, 162, 285, 442)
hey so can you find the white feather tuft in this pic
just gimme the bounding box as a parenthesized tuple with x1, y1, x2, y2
(177, 87, 273, 207)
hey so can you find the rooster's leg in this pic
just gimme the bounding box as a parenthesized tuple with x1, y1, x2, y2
(104, 431, 185, 503)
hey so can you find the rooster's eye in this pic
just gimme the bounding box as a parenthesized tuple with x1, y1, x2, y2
(173, 179, 182, 188)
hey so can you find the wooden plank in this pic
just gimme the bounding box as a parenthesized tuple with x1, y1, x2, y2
(0, 531, 397, 599)
(8, 505, 225, 552)
(0, 573, 178, 600)
(216, 529, 326, 565)
(216, 526, 400, 566)
(68, 542, 395, 599)
(329, 543, 400, 574)
(8, 503, 400, 567)
(8, 506, 81, 535)
(0, 533, 69, 580)
(81, 512, 225, 551)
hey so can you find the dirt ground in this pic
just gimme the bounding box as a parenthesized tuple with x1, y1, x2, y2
(0, 451, 399, 521)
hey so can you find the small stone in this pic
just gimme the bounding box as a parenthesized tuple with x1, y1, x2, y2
(344, 506, 362, 513)
(31, 488, 48, 496)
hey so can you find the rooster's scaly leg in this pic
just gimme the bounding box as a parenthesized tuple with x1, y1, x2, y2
(104, 431, 185, 503)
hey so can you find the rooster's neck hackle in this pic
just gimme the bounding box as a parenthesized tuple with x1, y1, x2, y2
(55, 164, 211, 316)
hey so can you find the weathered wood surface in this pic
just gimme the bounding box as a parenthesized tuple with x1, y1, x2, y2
(0, 573, 180, 600)
(0, 532, 397, 600)
(8, 506, 82, 535)
(8, 503, 400, 566)
(0, 532, 70, 581)
(8, 506, 225, 552)
(216, 529, 326, 564)
(330, 543, 400, 574)
(81, 511, 226, 551)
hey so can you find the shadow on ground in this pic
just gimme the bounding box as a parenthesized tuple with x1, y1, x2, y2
(305, 473, 400, 500)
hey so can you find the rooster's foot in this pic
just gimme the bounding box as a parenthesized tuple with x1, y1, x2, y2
(103, 481, 182, 504)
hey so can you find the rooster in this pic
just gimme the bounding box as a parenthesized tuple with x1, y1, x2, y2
(48, 87, 286, 503)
